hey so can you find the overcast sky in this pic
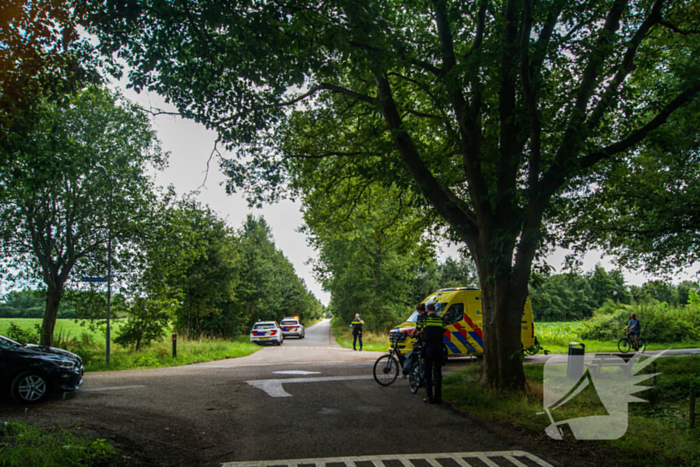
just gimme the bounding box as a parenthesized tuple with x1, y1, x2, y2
(111, 82, 698, 306)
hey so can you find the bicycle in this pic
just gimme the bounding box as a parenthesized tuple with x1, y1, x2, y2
(373, 332, 408, 386)
(618, 332, 646, 353)
(408, 340, 425, 394)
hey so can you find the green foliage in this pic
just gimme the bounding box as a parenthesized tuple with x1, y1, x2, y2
(630, 280, 681, 307)
(86, 336, 260, 372)
(529, 265, 632, 321)
(0, 421, 115, 467)
(114, 296, 175, 350)
(4, 322, 39, 344)
(235, 215, 324, 327)
(0, 290, 47, 318)
(444, 357, 700, 466)
(0, 85, 166, 345)
(85, 0, 700, 390)
(581, 301, 700, 344)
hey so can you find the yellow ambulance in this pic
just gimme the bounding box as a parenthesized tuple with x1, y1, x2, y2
(388, 287, 537, 356)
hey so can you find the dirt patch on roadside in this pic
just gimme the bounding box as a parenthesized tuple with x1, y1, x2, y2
(0, 394, 207, 467)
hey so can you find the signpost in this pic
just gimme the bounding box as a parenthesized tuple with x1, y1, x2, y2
(81, 277, 107, 283)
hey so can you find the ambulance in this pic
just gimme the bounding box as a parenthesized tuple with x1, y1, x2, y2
(388, 287, 537, 356)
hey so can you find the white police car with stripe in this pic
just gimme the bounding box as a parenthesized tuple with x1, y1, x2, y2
(279, 317, 305, 339)
(249, 321, 284, 345)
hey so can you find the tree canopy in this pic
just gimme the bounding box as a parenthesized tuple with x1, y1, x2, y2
(0, 86, 165, 345)
(85, 0, 700, 389)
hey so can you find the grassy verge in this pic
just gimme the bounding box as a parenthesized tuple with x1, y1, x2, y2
(443, 356, 700, 466)
(81, 336, 260, 372)
(0, 318, 260, 372)
(331, 319, 388, 352)
(0, 421, 115, 467)
(536, 321, 700, 354)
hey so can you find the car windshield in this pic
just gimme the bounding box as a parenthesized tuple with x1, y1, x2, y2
(253, 323, 275, 330)
(280, 320, 298, 325)
(0, 335, 22, 350)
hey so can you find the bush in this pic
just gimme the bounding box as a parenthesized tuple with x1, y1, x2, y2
(4, 322, 39, 344)
(581, 301, 700, 343)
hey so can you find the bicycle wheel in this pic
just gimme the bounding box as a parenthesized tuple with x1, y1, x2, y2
(636, 337, 646, 353)
(618, 337, 631, 353)
(409, 361, 421, 394)
(373, 355, 399, 386)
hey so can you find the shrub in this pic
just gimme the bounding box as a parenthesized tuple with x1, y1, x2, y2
(581, 301, 700, 343)
(5, 322, 39, 344)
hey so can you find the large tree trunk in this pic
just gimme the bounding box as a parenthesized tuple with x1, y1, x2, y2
(478, 276, 528, 390)
(41, 285, 63, 346)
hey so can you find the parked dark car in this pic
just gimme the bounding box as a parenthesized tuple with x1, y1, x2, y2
(0, 334, 84, 404)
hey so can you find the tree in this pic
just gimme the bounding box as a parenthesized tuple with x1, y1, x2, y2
(0, 86, 165, 346)
(529, 274, 598, 321)
(237, 215, 322, 326)
(86, 0, 700, 389)
(301, 181, 436, 330)
(1, 0, 98, 196)
(585, 265, 632, 308)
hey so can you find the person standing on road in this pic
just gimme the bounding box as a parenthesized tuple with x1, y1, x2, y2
(417, 303, 445, 404)
(350, 313, 364, 351)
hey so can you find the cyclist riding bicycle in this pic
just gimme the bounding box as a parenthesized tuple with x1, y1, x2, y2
(624, 313, 641, 351)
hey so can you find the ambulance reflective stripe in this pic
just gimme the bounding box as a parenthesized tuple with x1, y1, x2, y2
(462, 315, 484, 343)
(443, 336, 461, 354)
(446, 323, 483, 354)
(444, 328, 469, 354)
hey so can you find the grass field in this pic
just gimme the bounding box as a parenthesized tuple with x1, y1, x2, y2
(0, 318, 260, 372)
(0, 318, 126, 342)
(535, 321, 700, 354)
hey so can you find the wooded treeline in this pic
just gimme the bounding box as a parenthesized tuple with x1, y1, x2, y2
(529, 265, 700, 322)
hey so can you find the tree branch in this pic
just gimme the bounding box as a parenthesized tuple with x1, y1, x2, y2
(578, 81, 700, 170)
(587, 0, 665, 130)
(520, 0, 542, 192)
(659, 20, 700, 35)
(373, 70, 478, 235)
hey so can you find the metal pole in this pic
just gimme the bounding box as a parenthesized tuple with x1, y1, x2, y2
(106, 178, 112, 366)
(95, 164, 112, 366)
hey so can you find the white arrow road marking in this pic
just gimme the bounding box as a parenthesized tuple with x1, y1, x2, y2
(83, 385, 146, 392)
(272, 371, 321, 375)
(247, 375, 374, 398)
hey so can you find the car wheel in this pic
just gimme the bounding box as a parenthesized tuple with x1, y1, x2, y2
(11, 370, 49, 404)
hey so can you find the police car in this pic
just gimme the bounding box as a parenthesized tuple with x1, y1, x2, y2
(279, 317, 305, 339)
(249, 321, 284, 345)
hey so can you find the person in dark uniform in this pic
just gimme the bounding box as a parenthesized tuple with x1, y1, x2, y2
(350, 313, 364, 351)
(416, 303, 445, 404)
(410, 303, 427, 339)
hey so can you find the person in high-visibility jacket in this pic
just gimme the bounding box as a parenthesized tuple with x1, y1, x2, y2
(350, 314, 364, 351)
(416, 303, 445, 404)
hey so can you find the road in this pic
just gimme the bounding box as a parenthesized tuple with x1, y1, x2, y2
(0, 320, 561, 467)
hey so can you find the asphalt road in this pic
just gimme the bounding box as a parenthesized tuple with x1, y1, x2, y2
(0, 320, 559, 466)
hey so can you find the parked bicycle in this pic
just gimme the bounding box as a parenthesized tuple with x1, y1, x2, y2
(618, 332, 646, 353)
(373, 332, 407, 386)
(408, 340, 425, 394)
